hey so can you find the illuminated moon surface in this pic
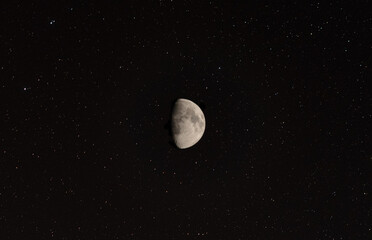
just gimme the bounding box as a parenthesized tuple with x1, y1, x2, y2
(171, 98, 206, 149)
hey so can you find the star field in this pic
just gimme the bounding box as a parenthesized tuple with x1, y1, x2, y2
(1, 1, 371, 239)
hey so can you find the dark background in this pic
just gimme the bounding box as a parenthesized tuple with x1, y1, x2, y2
(1, 1, 371, 239)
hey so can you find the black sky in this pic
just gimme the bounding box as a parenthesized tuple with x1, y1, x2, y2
(1, 1, 371, 239)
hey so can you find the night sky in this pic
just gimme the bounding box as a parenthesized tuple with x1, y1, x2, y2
(1, 1, 371, 239)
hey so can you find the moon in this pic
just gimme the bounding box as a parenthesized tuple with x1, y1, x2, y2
(171, 98, 206, 149)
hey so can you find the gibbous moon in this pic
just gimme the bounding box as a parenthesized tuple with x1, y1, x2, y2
(172, 98, 206, 149)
